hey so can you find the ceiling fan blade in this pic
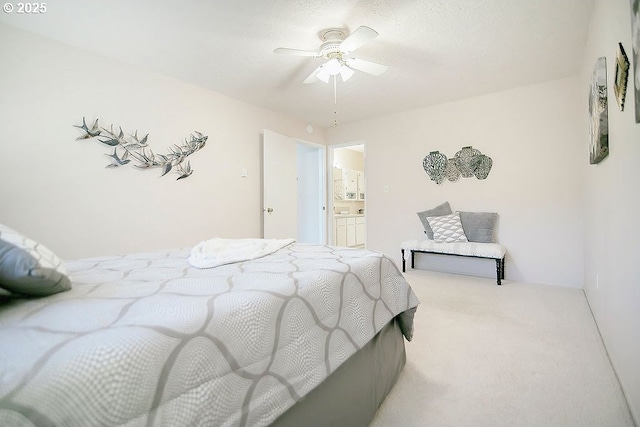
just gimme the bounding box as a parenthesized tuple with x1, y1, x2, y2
(273, 47, 319, 57)
(303, 64, 324, 84)
(339, 26, 378, 54)
(345, 58, 388, 76)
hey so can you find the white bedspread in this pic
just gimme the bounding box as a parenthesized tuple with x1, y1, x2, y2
(188, 237, 295, 268)
(0, 243, 419, 427)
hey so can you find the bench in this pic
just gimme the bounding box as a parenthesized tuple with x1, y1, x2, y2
(400, 239, 506, 285)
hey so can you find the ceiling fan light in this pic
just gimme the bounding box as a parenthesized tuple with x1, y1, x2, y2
(340, 65, 354, 82)
(316, 67, 331, 83)
(325, 58, 342, 75)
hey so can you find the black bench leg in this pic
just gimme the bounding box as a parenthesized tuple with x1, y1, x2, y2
(495, 258, 503, 285)
(411, 250, 415, 269)
(401, 249, 406, 272)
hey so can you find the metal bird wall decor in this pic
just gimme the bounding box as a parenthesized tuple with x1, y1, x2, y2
(74, 117, 207, 180)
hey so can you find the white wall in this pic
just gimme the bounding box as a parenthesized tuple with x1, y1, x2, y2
(0, 23, 325, 259)
(334, 147, 364, 171)
(326, 77, 585, 288)
(581, 0, 640, 421)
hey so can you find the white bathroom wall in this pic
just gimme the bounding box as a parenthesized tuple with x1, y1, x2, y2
(333, 147, 365, 215)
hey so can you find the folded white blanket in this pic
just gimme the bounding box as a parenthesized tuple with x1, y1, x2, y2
(187, 237, 295, 269)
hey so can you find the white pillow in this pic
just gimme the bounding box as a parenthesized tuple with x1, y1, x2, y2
(426, 213, 469, 243)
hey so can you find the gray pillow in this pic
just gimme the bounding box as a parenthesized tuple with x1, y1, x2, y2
(417, 201, 452, 239)
(458, 212, 498, 243)
(0, 223, 71, 297)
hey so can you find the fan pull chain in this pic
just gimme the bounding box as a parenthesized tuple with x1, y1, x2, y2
(333, 75, 338, 126)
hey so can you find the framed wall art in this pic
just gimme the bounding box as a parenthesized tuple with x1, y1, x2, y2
(631, 0, 640, 122)
(614, 43, 630, 111)
(589, 57, 609, 165)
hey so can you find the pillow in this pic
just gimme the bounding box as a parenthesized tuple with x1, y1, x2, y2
(0, 223, 71, 297)
(459, 212, 498, 243)
(417, 201, 452, 239)
(427, 213, 469, 243)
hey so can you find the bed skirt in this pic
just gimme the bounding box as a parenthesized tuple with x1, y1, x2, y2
(272, 316, 406, 426)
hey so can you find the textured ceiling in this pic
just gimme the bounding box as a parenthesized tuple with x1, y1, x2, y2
(0, 0, 594, 128)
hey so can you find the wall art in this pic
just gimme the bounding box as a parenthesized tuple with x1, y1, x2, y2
(589, 57, 609, 165)
(422, 151, 447, 184)
(445, 158, 461, 182)
(454, 146, 482, 177)
(631, 0, 640, 122)
(422, 146, 492, 184)
(470, 154, 493, 180)
(74, 117, 207, 180)
(614, 43, 630, 111)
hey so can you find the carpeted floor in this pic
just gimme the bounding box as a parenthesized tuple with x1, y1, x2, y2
(370, 270, 636, 427)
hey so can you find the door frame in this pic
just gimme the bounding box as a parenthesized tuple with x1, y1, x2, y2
(328, 140, 366, 246)
(295, 139, 327, 244)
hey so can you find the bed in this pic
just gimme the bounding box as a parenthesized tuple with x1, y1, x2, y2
(0, 232, 419, 427)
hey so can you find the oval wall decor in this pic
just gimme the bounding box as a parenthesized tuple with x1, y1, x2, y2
(422, 151, 447, 184)
(454, 146, 482, 178)
(445, 158, 461, 182)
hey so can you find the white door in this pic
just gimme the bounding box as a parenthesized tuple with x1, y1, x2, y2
(263, 130, 298, 239)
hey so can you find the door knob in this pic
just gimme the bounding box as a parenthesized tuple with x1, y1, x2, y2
(263, 207, 274, 213)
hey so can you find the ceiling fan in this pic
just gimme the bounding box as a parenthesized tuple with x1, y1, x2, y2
(274, 26, 388, 84)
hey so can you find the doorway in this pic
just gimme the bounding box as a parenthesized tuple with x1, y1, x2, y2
(297, 143, 325, 244)
(329, 142, 366, 247)
(262, 129, 326, 244)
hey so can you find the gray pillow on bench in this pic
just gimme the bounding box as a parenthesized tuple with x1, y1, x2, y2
(458, 211, 498, 243)
(417, 201, 452, 239)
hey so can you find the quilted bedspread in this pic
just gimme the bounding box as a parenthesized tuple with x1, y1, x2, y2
(0, 244, 419, 427)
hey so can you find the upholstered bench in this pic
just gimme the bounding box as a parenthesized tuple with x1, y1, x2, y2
(407, 201, 506, 285)
(400, 239, 506, 285)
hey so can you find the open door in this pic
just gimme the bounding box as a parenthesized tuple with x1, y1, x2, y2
(262, 130, 298, 239)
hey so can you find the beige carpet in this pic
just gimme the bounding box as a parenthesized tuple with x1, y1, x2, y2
(371, 270, 635, 427)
